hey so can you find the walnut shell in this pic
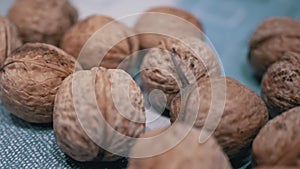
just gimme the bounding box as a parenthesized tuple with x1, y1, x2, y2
(60, 15, 139, 69)
(135, 6, 204, 49)
(0, 16, 22, 67)
(141, 37, 221, 109)
(252, 107, 300, 167)
(248, 17, 300, 77)
(8, 0, 78, 46)
(170, 77, 269, 158)
(0, 43, 77, 123)
(261, 52, 300, 118)
(128, 123, 232, 169)
(53, 67, 145, 162)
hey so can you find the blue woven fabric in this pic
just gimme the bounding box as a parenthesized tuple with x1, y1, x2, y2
(1, 0, 300, 168)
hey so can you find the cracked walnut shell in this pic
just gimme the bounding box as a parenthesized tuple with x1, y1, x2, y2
(0, 43, 77, 123)
(252, 107, 300, 167)
(261, 52, 300, 118)
(53, 67, 145, 162)
(128, 123, 232, 169)
(8, 0, 78, 45)
(248, 17, 300, 77)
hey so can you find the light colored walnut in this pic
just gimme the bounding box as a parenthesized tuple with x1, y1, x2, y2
(53, 67, 145, 162)
(8, 0, 78, 45)
(128, 123, 232, 169)
(0, 43, 76, 123)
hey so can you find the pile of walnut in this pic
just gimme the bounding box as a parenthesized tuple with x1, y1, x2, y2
(248, 17, 300, 168)
(1, 0, 298, 168)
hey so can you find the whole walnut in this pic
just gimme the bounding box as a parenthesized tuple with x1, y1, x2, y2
(248, 17, 300, 77)
(170, 77, 269, 159)
(141, 37, 221, 109)
(128, 123, 232, 169)
(8, 0, 78, 46)
(0, 43, 77, 123)
(0, 16, 22, 67)
(135, 6, 204, 49)
(53, 67, 145, 162)
(261, 52, 300, 118)
(60, 15, 139, 70)
(252, 107, 300, 167)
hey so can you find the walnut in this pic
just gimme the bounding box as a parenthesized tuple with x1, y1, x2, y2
(248, 17, 300, 77)
(170, 77, 269, 161)
(0, 16, 22, 67)
(53, 67, 145, 162)
(141, 37, 221, 109)
(60, 15, 139, 70)
(135, 6, 204, 49)
(0, 43, 77, 123)
(252, 107, 300, 167)
(128, 123, 232, 169)
(8, 0, 78, 46)
(261, 52, 300, 118)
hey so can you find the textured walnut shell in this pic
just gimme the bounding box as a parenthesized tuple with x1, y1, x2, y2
(141, 37, 221, 108)
(53, 67, 145, 162)
(8, 0, 78, 46)
(135, 6, 204, 49)
(248, 17, 300, 77)
(60, 15, 139, 69)
(128, 123, 232, 169)
(0, 16, 22, 67)
(170, 77, 269, 158)
(252, 107, 300, 167)
(261, 52, 300, 118)
(0, 43, 77, 123)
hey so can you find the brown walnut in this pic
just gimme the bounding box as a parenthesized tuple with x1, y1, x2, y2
(53, 67, 145, 162)
(8, 0, 78, 45)
(0, 43, 77, 123)
(248, 17, 300, 77)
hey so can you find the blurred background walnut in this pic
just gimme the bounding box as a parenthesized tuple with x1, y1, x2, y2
(0, 16, 22, 67)
(135, 6, 204, 49)
(8, 0, 78, 46)
(248, 17, 300, 78)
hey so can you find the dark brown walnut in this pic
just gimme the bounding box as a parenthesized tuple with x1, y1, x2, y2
(128, 123, 232, 169)
(0, 16, 22, 67)
(53, 67, 145, 162)
(8, 0, 78, 45)
(261, 52, 300, 118)
(135, 6, 204, 49)
(0, 43, 77, 123)
(170, 77, 269, 159)
(60, 15, 139, 69)
(253, 107, 300, 167)
(141, 37, 221, 109)
(248, 17, 300, 77)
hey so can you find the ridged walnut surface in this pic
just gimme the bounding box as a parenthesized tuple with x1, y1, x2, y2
(253, 107, 300, 167)
(135, 6, 204, 49)
(170, 77, 269, 158)
(60, 15, 139, 69)
(0, 43, 76, 123)
(0, 16, 22, 67)
(128, 123, 232, 169)
(8, 0, 78, 46)
(248, 17, 300, 77)
(261, 52, 300, 118)
(141, 37, 221, 108)
(53, 67, 145, 162)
